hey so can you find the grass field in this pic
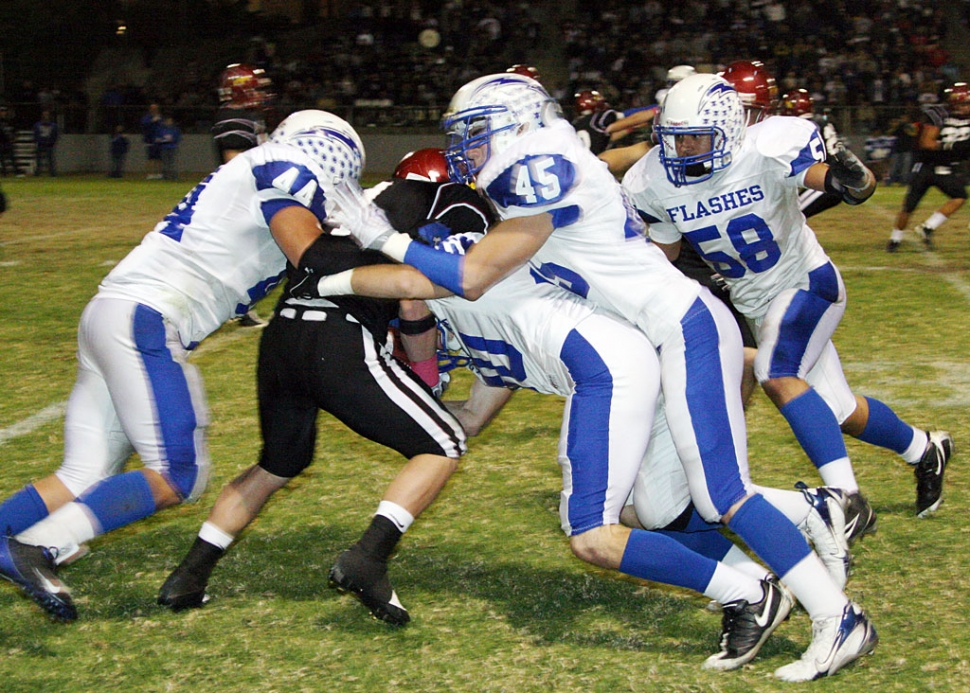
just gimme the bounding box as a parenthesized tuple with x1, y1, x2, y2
(0, 174, 967, 693)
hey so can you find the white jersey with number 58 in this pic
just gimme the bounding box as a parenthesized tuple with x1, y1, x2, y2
(623, 116, 831, 318)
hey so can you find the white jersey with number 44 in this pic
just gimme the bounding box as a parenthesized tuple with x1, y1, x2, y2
(98, 142, 331, 348)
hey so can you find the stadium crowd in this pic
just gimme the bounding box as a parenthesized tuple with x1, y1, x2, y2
(0, 0, 962, 136)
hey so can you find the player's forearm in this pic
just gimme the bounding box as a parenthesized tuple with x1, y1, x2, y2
(446, 379, 514, 436)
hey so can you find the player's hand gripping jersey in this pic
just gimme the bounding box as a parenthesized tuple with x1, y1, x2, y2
(475, 119, 701, 347)
(98, 142, 330, 347)
(623, 115, 832, 319)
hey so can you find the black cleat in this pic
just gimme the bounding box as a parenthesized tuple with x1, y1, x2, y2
(843, 491, 877, 544)
(236, 310, 264, 328)
(158, 564, 210, 611)
(914, 223, 934, 250)
(703, 577, 794, 671)
(916, 431, 953, 517)
(329, 546, 410, 626)
(0, 535, 77, 622)
(885, 239, 900, 253)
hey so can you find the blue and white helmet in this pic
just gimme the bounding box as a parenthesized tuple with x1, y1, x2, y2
(441, 73, 563, 184)
(655, 73, 745, 187)
(270, 110, 365, 184)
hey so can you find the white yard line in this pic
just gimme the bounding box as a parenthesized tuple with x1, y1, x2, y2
(0, 402, 67, 446)
(0, 328, 256, 446)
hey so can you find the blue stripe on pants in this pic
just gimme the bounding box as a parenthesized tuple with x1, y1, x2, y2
(132, 305, 198, 498)
(561, 329, 614, 534)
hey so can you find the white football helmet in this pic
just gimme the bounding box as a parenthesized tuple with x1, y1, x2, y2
(655, 73, 746, 187)
(441, 73, 563, 184)
(269, 110, 365, 183)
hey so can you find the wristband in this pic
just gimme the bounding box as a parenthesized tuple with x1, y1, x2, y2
(315, 269, 355, 296)
(381, 232, 413, 262)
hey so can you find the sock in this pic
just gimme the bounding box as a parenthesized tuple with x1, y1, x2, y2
(755, 485, 811, 526)
(618, 528, 715, 594)
(727, 494, 810, 582)
(777, 554, 848, 620)
(719, 544, 772, 582)
(198, 521, 235, 550)
(890, 228, 904, 242)
(356, 514, 403, 563)
(18, 501, 96, 561)
(729, 495, 847, 620)
(376, 500, 414, 533)
(659, 524, 736, 562)
(924, 211, 947, 229)
(780, 388, 856, 487)
(856, 397, 924, 463)
(705, 562, 765, 605)
(76, 470, 158, 534)
(0, 484, 50, 536)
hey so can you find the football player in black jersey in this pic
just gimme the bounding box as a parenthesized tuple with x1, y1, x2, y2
(888, 82, 970, 252)
(158, 149, 490, 627)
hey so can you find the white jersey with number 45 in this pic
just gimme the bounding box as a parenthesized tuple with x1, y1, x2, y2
(98, 142, 330, 347)
(623, 115, 831, 319)
(475, 119, 701, 348)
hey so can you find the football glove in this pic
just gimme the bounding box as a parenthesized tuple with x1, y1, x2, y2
(828, 143, 869, 190)
(327, 180, 398, 250)
(288, 268, 320, 300)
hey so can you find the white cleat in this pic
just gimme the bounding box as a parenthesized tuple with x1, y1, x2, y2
(774, 601, 877, 682)
(797, 485, 851, 589)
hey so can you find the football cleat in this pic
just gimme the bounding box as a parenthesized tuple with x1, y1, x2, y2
(843, 491, 877, 544)
(914, 223, 934, 249)
(703, 577, 794, 671)
(158, 563, 211, 612)
(885, 239, 900, 253)
(916, 431, 953, 517)
(773, 601, 877, 681)
(0, 535, 77, 622)
(236, 310, 264, 328)
(797, 485, 850, 589)
(329, 546, 410, 626)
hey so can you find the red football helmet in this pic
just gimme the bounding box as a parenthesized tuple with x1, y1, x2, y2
(779, 89, 815, 118)
(218, 63, 273, 108)
(574, 89, 609, 116)
(720, 60, 778, 125)
(946, 82, 970, 116)
(393, 148, 450, 182)
(506, 64, 541, 82)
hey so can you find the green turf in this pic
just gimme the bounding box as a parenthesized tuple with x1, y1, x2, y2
(0, 175, 967, 692)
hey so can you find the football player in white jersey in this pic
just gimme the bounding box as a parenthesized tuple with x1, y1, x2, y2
(320, 73, 875, 681)
(623, 75, 953, 535)
(0, 111, 369, 621)
(311, 155, 858, 669)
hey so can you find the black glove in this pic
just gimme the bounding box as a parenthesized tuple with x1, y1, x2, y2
(828, 143, 869, 190)
(288, 268, 320, 300)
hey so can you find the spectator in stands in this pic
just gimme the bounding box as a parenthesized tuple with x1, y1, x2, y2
(155, 116, 181, 181)
(32, 110, 58, 177)
(140, 103, 163, 180)
(109, 125, 130, 179)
